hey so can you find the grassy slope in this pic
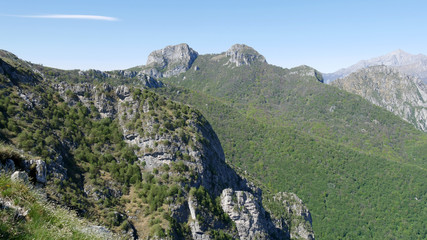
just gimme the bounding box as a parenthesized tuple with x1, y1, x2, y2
(0, 171, 111, 240)
(154, 54, 427, 239)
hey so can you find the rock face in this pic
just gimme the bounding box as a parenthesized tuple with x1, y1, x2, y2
(289, 65, 324, 83)
(142, 43, 199, 78)
(324, 49, 427, 84)
(332, 66, 427, 131)
(272, 192, 314, 240)
(24, 159, 47, 184)
(0, 57, 40, 86)
(117, 84, 244, 196)
(226, 44, 267, 67)
(114, 70, 164, 88)
(220, 188, 286, 239)
(1, 156, 47, 185)
(188, 197, 211, 240)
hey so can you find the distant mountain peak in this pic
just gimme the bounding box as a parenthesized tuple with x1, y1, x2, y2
(146, 43, 198, 67)
(324, 49, 427, 84)
(226, 44, 267, 66)
(389, 49, 408, 55)
(142, 43, 198, 78)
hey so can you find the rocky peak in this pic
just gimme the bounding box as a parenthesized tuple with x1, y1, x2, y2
(226, 44, 267, 67)
(374, 49, 419, 66)
(389, 49, 410, 57)
(143, 43, 199, 78)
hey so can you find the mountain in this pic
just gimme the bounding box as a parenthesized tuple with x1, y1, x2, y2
(332, 65, 427, 132)
(225, 44, 267, 66)
(1, 44, 427, 239)
(0, 49, 314, 239)
(324, 49, 427, 84)
(146, 44, 426, 239)
(130, 43, 199, 79)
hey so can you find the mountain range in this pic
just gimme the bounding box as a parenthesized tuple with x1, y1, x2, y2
(0, 44, 426, 240)
(324, 49, 427, 84)
(148, 44, 426, 239)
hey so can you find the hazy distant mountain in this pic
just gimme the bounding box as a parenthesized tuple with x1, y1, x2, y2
(332, 65, 427, 131)
(324, 49, 427, 84)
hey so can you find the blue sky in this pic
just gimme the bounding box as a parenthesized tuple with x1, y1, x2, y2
(1, 0, 427, 73)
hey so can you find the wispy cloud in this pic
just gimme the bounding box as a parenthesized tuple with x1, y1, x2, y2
(8, 14, 119, 21)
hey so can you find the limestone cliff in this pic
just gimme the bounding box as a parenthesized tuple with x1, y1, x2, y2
(142, 43, 199, 78)
(225, 44, 267, 67)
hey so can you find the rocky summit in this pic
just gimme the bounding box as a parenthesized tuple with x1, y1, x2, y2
(142, 43, 199, 78)
(225, 44, 267, 67)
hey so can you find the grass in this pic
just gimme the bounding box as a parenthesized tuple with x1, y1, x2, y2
(0, 174, 121, 240)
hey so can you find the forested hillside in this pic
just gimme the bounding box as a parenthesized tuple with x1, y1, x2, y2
(151, 44, 427, 239)
(1, 43, 426, 239)
(0, 49, 315, 239)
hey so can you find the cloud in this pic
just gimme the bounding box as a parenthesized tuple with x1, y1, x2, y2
(9, 14, 119, 21)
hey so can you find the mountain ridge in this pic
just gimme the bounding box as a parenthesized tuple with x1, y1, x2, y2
(324, 49, 427, 84)
(332, 65, 427, 131)
(1, 44, 426, 239)
(149, 44, 427, 239)
(0, 47, 315, 239)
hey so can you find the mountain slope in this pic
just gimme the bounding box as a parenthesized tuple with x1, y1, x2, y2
(324, 49, 427, 83)
(0, 167, 118, 239)
(0, 50, 314, 239)
(147, 43, 427, 239)
(155, 84, 427, 240)
(332, 65, 427, 131)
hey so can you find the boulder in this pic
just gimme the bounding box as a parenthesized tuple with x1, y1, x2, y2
(11, 171, 29, 183)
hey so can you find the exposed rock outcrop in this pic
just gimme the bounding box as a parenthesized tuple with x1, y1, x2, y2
(220, 188, 286, 239)
(142, 43, 199, 78)
(0, 57, 40, 86)
(272, 192, 314, 240)
(117, 84, 244, 196)
(0, 196, 28, 221)
(113, 70, 164, 88)
(11, 171, 29, 183)
(24, 159, 47, 184)
(1, 157, 47, 185)
(332, 66, 427, 131)
(188, 197, 211, 240)
(225, 44, 267, 67)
